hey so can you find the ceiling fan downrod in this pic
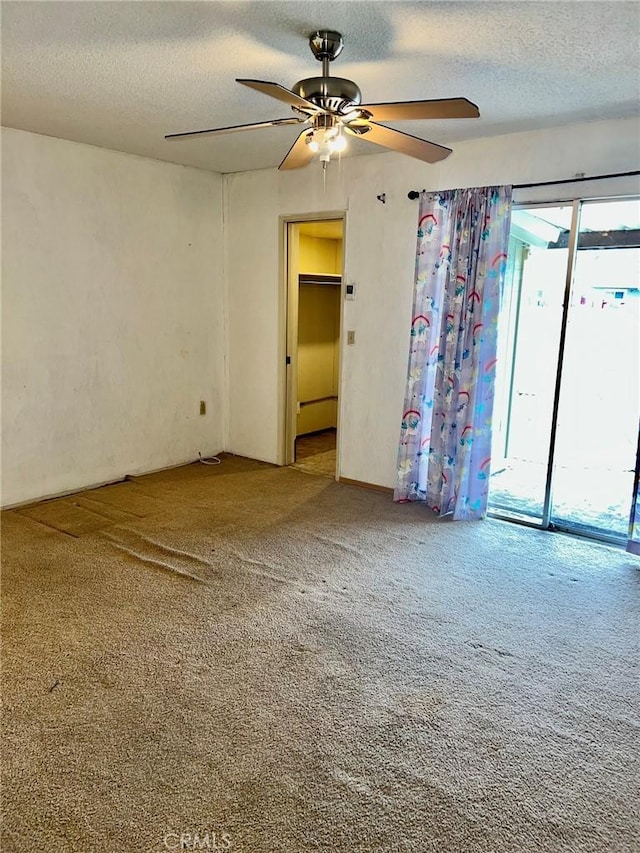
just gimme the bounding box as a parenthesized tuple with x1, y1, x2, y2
(308, 30, 344, 77)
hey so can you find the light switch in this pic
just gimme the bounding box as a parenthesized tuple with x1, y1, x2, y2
(345, 283, 356, 300)
(347, 330, 356, 345)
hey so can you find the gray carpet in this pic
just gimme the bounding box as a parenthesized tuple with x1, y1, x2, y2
(2, 455, 639, 852)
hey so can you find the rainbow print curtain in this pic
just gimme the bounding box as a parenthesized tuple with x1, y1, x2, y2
(395, 185, 512, 520)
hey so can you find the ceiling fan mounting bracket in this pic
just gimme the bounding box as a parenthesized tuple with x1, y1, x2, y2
(308, 30, 344, 63)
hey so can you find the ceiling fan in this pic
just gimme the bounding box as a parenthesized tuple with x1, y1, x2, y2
(165, 30, 480, 170)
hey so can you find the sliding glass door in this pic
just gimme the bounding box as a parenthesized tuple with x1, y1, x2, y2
(551, 199, 640, 538)
(491, 205, 570, 523)
(490, 197, 640, 543)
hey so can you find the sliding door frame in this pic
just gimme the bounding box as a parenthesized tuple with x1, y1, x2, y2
(540, 199, 581, 529)
(489, 194, 639, 546)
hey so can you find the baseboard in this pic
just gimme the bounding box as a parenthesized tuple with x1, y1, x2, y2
(338, 476, 394, 495)
(4, 460, 393, 511)
(1, 452, 225, 511)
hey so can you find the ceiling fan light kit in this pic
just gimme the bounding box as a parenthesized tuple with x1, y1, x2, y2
(166, 30, 480, 171)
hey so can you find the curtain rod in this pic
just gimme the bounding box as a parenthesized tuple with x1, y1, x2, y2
(407, 170, 640, 199)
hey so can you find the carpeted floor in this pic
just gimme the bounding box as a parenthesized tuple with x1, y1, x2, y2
(2, 455, 639, 852)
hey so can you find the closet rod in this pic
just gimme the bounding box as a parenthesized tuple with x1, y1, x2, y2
(407, 170, 640, 199)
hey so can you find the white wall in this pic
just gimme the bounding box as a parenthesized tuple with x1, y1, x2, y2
(1, 128, 225, 506)
(3, 118, 637, 505)
(224, 117, 640, 487)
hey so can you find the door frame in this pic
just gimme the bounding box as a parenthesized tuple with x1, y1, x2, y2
(279, 211, 347, 470)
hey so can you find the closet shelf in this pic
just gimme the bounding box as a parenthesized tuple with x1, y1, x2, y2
(298, 273, 341, 286)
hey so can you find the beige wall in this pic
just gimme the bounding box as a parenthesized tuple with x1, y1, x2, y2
(1, 128, 225, 506)
(296, 233, 342, 435)
(224, 117, 640, 486)
(299, 234, 343, 275)
(297, 283, 341, 435)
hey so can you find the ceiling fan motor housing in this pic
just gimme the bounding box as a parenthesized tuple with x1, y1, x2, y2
(292, 77, 362, 114)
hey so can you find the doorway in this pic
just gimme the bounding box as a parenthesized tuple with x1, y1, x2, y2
(284, 217, 344, 478)
(490, 196, 640, 543)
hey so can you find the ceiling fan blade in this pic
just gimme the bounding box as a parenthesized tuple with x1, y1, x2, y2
(279, 129, 314, 170)
(165, 117, 304, 141)
(345, 122, 452, 163)
(237, 79, 320, 114)
(358, 98, 479, 122)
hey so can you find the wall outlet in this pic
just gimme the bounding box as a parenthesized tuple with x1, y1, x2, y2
(347, 330, 356, 345)
(199, 400, 206, 415)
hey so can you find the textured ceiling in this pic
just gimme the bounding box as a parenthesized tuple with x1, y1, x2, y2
(2, 1, 639, 174)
